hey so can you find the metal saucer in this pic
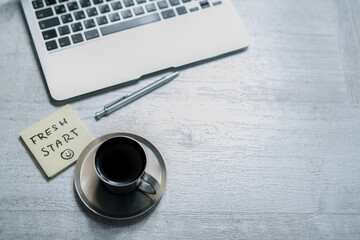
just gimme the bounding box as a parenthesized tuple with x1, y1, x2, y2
(74, 133, 166, 220)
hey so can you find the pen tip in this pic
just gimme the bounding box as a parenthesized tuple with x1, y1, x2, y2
(95, 110, 106, 120)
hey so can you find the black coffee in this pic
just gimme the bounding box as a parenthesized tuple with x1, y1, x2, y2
(95, 137, 146, 183)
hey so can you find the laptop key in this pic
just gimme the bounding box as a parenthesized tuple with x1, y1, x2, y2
(145, 3, 156, 12)
(54, 5, 66, 14)
(97, 16, 108, 25)
(42, 29, 57, 40)
(176, 6, 187, 15)
(101, 13, 161, 36)
(58, 25, 71, 35)
(136, 0, 146, 4)
(61, 14, 73, 23)
(161, 9, 175, 19)
(111, 1, 122, 10)
(213, 1, 222, 6)
(39, 17, 60, 29)
(189, 6, 198, 12)
(68, 2, 79, 11)
(169, 0, 180, 6)
(182, 0, 191, 3)
(71, 33, 84, 43)
(99, 4, 110, 13)
(45, 0, 56, 6)
(109, 12, 120, 22)
(84, 19, 96, 28)
(93, 0, 103, 4)
(157, 0, 168, 9)
(32, 0, 44, 9)
(71, 22, 83, 32)
(123, 0, 134, 7)
(35, 8, 53, 19)
(74, 10, 86, 20)
(80, 0, 91, 7)
(121, 9, 132, 19)
(58, 36, 71, 47)
(199, 0, 210, 9)
(45, 40, 57, 50)
(84, 29, 100, 40)
(133, 6, 145, 16)
(86, 7, 98, 17)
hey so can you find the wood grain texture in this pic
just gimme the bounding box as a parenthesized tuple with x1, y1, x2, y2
(334, 0, 360, 104)
(1, 0, 360, 239)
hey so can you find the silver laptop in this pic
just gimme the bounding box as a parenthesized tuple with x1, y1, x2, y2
(21, 0, 249, 101)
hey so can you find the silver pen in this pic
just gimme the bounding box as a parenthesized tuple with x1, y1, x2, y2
(95, 71, 180, 120)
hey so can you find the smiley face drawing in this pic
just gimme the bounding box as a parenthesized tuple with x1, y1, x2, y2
(61, 149, 75, 160)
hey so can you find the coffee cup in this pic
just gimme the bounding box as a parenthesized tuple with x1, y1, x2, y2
(94, 136, 159, 195)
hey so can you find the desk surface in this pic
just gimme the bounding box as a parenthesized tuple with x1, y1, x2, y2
(1, 0, 360, 239)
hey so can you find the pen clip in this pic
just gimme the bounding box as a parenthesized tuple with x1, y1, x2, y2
(105, 95, 128, 109)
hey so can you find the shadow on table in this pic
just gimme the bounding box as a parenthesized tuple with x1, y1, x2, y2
(73, 184, 160, 228)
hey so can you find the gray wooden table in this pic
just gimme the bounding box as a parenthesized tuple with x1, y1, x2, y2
(1, 0, 360, 239)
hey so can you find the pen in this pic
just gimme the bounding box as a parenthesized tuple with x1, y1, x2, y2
(95, 71, 180, 120)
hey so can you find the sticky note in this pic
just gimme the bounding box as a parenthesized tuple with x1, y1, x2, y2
(20, 105, 93, 178)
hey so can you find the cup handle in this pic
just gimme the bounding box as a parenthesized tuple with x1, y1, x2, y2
(138, 172, 160, 195)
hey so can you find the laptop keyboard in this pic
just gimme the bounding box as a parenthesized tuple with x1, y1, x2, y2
(31, 0, 223, 52)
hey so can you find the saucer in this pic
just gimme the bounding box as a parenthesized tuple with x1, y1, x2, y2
(74, 133, 166, 220)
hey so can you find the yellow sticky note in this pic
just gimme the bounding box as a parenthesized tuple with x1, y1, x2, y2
(20, 105, 93, 178)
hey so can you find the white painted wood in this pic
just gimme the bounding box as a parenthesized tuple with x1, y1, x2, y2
(1, 0, 360, 239)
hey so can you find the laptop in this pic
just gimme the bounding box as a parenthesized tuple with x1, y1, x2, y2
(21, 0, 250, 101)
